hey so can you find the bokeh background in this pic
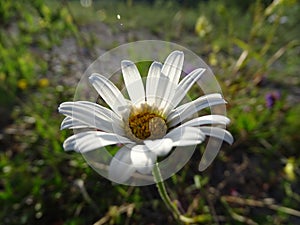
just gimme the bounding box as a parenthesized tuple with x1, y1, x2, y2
(1, 0, 300, 224)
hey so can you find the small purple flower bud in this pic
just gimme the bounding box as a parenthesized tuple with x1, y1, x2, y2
(265, 91, 280, 108)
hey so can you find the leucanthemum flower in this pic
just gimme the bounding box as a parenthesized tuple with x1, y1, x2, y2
(58, 51, 233, 183)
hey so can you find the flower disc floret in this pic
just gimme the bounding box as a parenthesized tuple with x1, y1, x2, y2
(125, 103, 167, 141)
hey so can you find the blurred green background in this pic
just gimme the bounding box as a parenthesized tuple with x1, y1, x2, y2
(1, 0, 300, 224)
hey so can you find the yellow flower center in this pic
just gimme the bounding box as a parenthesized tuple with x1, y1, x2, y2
(125, 104, 167, 142)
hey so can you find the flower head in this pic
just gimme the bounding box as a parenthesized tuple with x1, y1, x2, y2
(59, 51, 233, 184)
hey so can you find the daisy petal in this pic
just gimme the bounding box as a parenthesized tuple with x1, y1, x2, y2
(131, 145, 156, 174)
(121, 60, 145, 105)
(61, 116, 88, 130)
(156, 75, 177, 115)
(198, 127, 233, 172)
(144, 138, 173, 157)
(89, 73, 129, 116)
(58, 101, 124, 135)
(109, 146, 136, 183)
(179, 115, 230, 128)
(146, 61, 162, 106)
(171, 68, 206, 109)
(161, 51, 184, 86)
(158, 51, 184, 114)
(198, 139, 221, 171)
(173, 93, 225, 114)
(165, 126, 205, 146)
(197, 127, 233, 171)
(63, 131, 133, 153)
(200, 126, 234, 145)
(167, 93, 226, 128)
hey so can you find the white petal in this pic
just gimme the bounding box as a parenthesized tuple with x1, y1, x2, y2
(179, 115, 230, 128)
(63, 131, 133, 153)
(61, 116, 88, 130)
(144, 138, 173, 157)
(161, 51, 184, 86)
(146, 61, 162, 106)
(198, 127, 233, 171)
(109, 146, 136, 183)
(89, 73, 129, 116)
(173, 93, 224, 114)
(167, 93, 226, 128)
(156, 74, 177, 115)
(121, 60, 145, 105)
(171, 68, 206, 109)
(58, 101, 124, 135)
(200, 126, 234, 145)
(165, 126, 205, 146)
(157, 51, 184, 115)
(130, 145, 156, 174)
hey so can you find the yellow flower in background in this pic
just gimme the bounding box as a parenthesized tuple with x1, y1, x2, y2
(38, 78, 49, 88)
(195, 16, 212, 38)
(284, 158, 296, 181)
(17, 79, 28, 90)
(209, 53, 218, 66)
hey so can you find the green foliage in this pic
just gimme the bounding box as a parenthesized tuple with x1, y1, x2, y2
(0, 0, 77, 107)
(1, 0, 300, 224)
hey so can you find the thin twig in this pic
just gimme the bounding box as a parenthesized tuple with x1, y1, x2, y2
(221, 196, 258, 225)
(93, 204, 135, 225)
(223, 195, 300, 217)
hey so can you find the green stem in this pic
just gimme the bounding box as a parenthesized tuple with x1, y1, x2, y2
(152, 163, 181, 221)
(152, 163, 212, 224)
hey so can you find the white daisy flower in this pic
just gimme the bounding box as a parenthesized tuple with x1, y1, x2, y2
(58, 51, 233, 183)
